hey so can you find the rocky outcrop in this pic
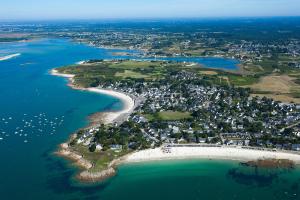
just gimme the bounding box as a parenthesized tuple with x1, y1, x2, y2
(56, 143, 93, 169)
(78, 168, 116, 182)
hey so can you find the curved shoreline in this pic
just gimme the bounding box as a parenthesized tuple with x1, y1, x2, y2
(86, 88, 135, 124)
(125, 146, 300, 164)
(50, 67, 300, 183)
(56, 144, 300, 182)
(51, 68, 137, 182)
(51, 69, 135, 125)
(55, 140, 120, 182)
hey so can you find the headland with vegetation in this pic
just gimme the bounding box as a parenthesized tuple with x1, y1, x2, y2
(52, 59, 300, 182)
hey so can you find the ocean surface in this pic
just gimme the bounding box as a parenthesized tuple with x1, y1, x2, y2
(0, 39, 299, 200)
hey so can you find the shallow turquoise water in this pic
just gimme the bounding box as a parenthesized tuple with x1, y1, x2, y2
(101, 160, 300, 200)
(1, 39, 298, 200)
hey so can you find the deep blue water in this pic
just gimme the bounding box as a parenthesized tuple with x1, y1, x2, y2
(0, 39, 243, 200)
(0, 39, 126, 199)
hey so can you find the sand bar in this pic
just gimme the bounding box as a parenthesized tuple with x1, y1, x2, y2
(0, 53, 21, 61)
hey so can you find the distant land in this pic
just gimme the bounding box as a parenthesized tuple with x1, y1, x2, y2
(1, 18, 300, 199)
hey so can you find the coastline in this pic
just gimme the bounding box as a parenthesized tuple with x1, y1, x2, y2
(51, 69, 135, 125)
(86, 88, 135, 125)
(51, 68, 137, 182)
(51, 66, 300, 183)
(56, 144, 300, 182)
(125, 146, 300, 164)
(55, 140, 121, 182)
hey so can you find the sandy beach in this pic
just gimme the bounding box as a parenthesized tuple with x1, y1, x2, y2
(0, 53, 21, 61)
(51, 67, 300, 166)
(86, 88, 135, 124)
(125, 146, 300, 164)
(51, 67, 300, 183)
(51, 69, 75, 78)
(50, 69, 135, 125)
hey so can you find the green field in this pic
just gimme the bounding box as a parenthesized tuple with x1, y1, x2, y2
(154, 111, 192, 121)
(109, 60, 163, 69)
(228, 75, 259, 86)
(115, 70, 150, 79)
(56, 60, 204, 87)
(56, 59, 300, 103)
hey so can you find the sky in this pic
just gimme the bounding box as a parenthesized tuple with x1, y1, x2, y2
(0, 0, 299, 20)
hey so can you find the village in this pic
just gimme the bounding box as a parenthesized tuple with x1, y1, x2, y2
(70, 69, 300, 153)
(2, 21, 300, 71)
(63, 27, 300, 70)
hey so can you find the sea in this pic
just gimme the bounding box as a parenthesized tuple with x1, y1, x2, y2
(0, 38, 299, 200)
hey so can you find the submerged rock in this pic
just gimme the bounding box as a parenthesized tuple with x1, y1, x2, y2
(241, 159, 295, 169)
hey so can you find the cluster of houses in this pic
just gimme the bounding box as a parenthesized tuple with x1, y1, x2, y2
(2, 22, 299, 66)
(226, 40, 300, 64)
(73, 70, 300, 152)
(63, 29, 300, 66)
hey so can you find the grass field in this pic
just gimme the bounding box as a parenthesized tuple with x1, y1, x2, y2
(144, 111, 192, 121)
(250, 75, 297, 93)
(109, 60, 163, 69)
(72, 145, 130, 173)
(57, 60, 300, 104)
(115, 70, 150, 79)
(249, 74, 300, 103)
(251, 94, 300, 104)
(199, 71, 219, 75)
(57, 60, 216, 87)
(228, 75, 259, 86)
(157, 111, 192, 121)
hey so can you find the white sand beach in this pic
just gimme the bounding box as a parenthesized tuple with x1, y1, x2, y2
(126, 146, 300, 164)
(51, 69, 75, 78)
(76, 61, 85, 65)
(51, 68, 300, 166)
(0, 53, 21, 61)
(86, 88, 135, 124)
(50, 69, 135, 124)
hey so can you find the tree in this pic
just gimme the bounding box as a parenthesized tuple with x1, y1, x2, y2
(283, 128, 293, 136)
(69, 139, 77, 146)
(89, 144, 96, 152)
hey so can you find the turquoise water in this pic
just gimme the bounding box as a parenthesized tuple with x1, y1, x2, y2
(0, 39, 125, 199)
(0, 39, 298, 200)
(102, 160, 300, 200)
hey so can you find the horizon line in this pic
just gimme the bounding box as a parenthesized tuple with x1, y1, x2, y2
(1, 16, 300, 23)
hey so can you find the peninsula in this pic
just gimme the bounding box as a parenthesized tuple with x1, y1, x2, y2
(52, 59, 300, 182)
